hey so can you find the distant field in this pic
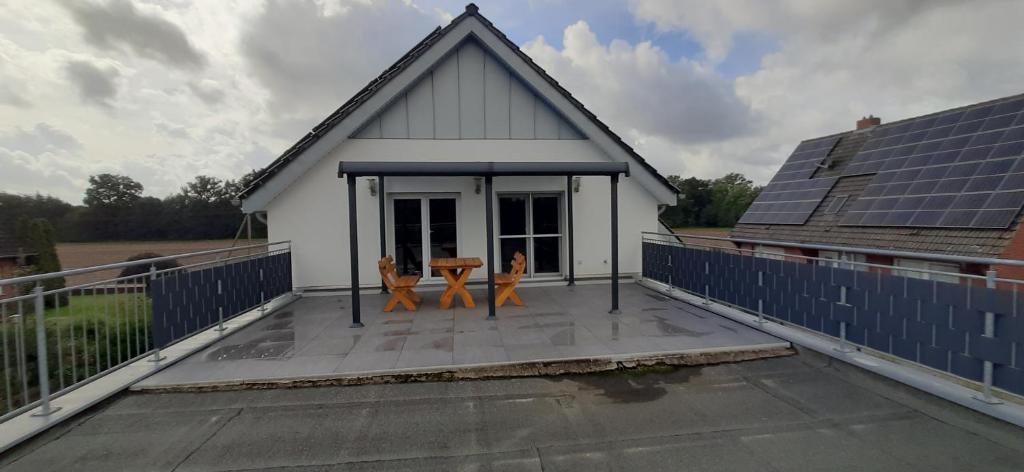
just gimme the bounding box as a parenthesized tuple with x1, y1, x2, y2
(671, 227, 734, 249)
(57, 239, 267, 286)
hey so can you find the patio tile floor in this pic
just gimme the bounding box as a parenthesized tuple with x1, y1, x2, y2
(135, 283, 787, 389)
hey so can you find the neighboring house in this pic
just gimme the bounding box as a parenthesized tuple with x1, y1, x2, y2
(733, 93, 1024, 282)
(0, 228, 33, 293)
(239, 4, 678, 291)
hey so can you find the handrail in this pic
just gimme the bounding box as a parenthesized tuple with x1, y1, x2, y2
(0, 240, 291, 287)
(643, 231, 1024, 268)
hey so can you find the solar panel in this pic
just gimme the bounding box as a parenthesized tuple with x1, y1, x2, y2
(738, 177, 839, 225)
(840, 95, 1024, 229)
(768, 136, 841, 183)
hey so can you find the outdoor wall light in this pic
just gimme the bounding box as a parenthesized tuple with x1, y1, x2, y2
(368, 178, 378, 197)
(474, 177, 482, 194)
(572, 176, 581, 193)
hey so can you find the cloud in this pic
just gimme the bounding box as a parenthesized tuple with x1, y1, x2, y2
(60, 0, 206, 70)
(187, 79, 225, 105)
(621, 0, 1024, 182)
(0, 83, 30, 108)
(64, 59, 120, 107)
(523, 21, 757, 147)
(0, 123, 83, 155)
(239, 0, 443, 130)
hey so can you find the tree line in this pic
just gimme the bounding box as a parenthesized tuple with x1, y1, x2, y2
(0, 172, 264, 242)
(660, 173, 762, 228)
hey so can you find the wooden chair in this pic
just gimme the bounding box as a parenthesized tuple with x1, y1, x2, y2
(378, 256, 421, 312)
(495, 252, 526, 307)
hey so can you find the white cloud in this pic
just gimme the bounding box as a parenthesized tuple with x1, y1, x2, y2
(620, 0, 1024, 182)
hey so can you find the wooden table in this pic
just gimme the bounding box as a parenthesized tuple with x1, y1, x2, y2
(429, 257, 483, 309)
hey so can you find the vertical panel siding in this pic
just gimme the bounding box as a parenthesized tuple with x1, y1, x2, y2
(380, 95, 408, 137)
(406, 73, 434, 139)
(353, 39, 583, 141)
(509, 75, 534, 139)
(458, 42, 486, 139)
(432, 51, 461, 139)
(484, 53, 511, 139)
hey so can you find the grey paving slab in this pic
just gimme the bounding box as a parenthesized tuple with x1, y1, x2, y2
(5, 351, 1024, 472)
(135, 283, 786, 388)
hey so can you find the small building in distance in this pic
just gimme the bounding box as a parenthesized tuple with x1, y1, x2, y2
(732, 94, 1024, 283)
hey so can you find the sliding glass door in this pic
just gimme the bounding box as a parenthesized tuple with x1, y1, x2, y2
(498, 193, 562, 276)
(391, 195, 458, 278)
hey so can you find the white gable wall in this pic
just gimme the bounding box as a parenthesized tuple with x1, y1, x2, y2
(353, 40, 584, 141)
(266, 138, 661, 290)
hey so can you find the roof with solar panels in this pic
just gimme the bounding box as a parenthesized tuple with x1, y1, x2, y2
(732, 93, 1024, 257)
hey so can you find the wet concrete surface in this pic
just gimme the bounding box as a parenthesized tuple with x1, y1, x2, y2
(4, 350, 1023, 471)
(134, 283, 787, 388)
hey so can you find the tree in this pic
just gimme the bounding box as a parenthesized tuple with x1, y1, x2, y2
(181, 175, 230, 204)
(21, 218, 69, 307)
(83, 174, 143, 208)
(661, 176, 712, 228)
(702, 173, 761, 227)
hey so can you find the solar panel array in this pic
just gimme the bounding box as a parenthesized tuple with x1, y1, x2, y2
(840, 96, 1024, 228)
(738, 176, 839, 225)
(769, 136, 841, 183)
(738, 136, 841, 225)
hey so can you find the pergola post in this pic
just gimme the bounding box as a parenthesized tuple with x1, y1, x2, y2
(347, 174, 363, 328)
(610, 174, 620, 314)
(566, 175, 575, 286)
(377, 175, 388, 294)
(485, 176, 496, 319)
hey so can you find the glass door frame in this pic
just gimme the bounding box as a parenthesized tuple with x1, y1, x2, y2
(387, 192, 461, 281)
(496, 192, 564, 278)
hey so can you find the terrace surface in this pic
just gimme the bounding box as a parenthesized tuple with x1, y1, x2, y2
(135, 283, 788, 390)
(4, 350, 1024, 471)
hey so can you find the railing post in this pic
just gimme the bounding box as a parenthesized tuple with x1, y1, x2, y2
(702, 260, 711, 306)
(147, 264, 166, 362)
(259, 267, 267, 314)
(835, 252, 855, 353)
(975, 269, 1003, 405)
(31, 285, 60, 416)
(756, 269, 766, 324)
(666, 244, 673, 293)
(215, 279, 226, 332)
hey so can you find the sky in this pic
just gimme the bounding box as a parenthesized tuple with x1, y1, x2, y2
(1, 0, 1023, 203)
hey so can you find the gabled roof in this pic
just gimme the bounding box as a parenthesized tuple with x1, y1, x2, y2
(0, 227, 28, 259)
(733, 92, 1024, 257)
(239, 3, 678, 212)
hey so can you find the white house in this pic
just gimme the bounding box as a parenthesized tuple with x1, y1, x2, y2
(238, 4, 678, 293)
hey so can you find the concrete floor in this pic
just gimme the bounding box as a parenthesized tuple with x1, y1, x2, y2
(3, 349, 1023, 471)
(136, 283, 785, 389)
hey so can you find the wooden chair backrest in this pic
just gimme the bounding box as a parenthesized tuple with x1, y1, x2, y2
(378, 256, 399, 289)
(508, 252, 526, 282)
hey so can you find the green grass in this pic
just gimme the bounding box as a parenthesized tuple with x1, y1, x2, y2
(44, 293, 151, 321)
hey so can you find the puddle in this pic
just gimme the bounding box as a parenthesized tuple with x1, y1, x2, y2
(376, 337, 406, 352)
(519, 321, 574, 330)
(263, 320, 292, 331)
(549, 328, 576, 346)
(641, 307, 667, 312)
(548, 366, 704, 404)
(718, 323, 738, 333)
(422, 337, 454, 352)
(644, 293, 670, 302)
(273, 311, 294, 320)
(206, 331, 295, 360)
(383, 328, 413, 337)
(382, 319, 414, 325)
(650, 315, 711, 338)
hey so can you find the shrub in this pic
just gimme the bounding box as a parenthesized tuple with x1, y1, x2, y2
(118, 252, 181, 279)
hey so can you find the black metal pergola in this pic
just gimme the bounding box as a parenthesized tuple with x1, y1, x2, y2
(338, 161, 628, 326)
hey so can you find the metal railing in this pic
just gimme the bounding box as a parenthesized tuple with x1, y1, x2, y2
(641, 231, 1023, 403)
(0, 241, 292, 421)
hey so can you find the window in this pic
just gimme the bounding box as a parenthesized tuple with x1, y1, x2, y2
(498, 193, 562, 276)
(817, 250, 867, 270)
(825, 195, 849, 214)
(894, 258, 961, 283)
(753, 245, 786, 261)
